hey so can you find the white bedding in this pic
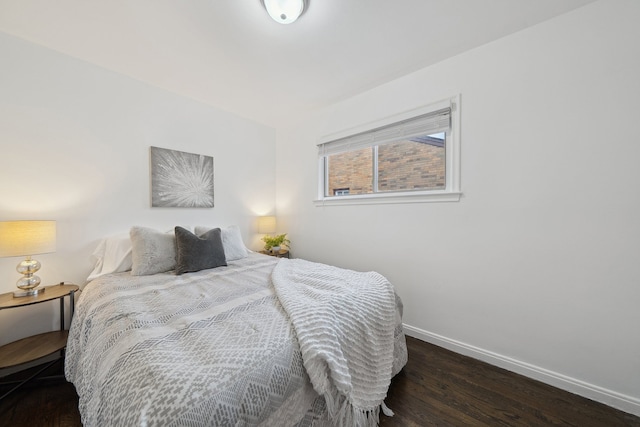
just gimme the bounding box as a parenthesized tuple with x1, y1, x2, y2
(65, 253, 407, 426)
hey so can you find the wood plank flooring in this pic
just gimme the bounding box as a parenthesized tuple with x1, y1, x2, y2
(380, 337, 639, 426)
(1, 336, 638, 426)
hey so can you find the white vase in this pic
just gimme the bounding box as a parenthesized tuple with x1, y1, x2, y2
(271, 246, 281, 253)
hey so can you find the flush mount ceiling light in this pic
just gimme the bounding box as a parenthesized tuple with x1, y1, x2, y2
(262, 0, 306, 24)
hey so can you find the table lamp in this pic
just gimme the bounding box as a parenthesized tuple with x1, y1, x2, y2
(258, 216, 276, 235)
(0, 220, 56, 297)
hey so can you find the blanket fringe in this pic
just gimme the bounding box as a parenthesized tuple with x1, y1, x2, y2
(381, 401, 394, 417)
(324, 392, 389, 427)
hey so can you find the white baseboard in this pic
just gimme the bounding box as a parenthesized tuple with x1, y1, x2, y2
(402, 323, 640, 418)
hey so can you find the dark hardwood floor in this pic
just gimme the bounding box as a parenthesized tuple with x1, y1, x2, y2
(1, 336, 638, 426)
(380, 337, 639, 426)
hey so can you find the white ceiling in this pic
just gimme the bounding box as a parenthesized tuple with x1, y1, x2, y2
(0, 0, 596, 127)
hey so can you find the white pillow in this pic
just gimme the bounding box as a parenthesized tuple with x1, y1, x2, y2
(130, 226, 177, 276)
(194, 225, 248, 261)
(87, 233, 133, 281)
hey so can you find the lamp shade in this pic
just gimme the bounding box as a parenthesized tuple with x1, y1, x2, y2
(0, 221, 57, 257)
(258, 216, 277, 234)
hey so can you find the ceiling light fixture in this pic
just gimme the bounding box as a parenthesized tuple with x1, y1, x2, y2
(262, 0, 306, 25)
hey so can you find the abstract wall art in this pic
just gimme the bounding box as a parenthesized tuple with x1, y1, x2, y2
(150, 146, 214, 208)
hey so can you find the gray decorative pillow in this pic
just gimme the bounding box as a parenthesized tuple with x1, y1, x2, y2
(175, 226, 227, 275)
(130, 226, 177, 276)
(194, 225, 248, 261)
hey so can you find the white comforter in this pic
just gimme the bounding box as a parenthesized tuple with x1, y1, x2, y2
(65, 253, 407, 426)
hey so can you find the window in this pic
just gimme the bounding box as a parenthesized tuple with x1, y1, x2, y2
(316, 96, 461, 205)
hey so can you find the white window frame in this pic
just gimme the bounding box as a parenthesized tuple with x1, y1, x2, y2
(314, 95, 461, 206)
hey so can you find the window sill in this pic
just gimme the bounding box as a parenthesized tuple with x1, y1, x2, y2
(313, 191, 461, 206)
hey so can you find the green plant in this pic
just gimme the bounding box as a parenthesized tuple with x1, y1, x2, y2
(261, 233, 290, 251)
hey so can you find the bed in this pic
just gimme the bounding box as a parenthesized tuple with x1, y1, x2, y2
(65, 226, 408, 426)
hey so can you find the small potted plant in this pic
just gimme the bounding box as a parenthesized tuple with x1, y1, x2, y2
(261, 233, 290, 253)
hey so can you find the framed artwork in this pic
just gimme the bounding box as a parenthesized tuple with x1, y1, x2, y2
(150, 146, 214, 208)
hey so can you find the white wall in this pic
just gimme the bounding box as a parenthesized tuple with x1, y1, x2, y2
(0, 33, 276, 346)
(276, 0, 640, 415)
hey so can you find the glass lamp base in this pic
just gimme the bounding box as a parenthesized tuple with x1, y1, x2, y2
(13, 287, 45, 298)
(15, 256, 43, 297)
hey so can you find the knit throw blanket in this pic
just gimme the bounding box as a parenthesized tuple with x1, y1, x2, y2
(272, 258, 397, 426)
